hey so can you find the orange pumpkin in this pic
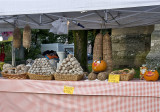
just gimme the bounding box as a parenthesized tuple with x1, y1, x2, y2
(92, 59, 107, 72)
(144, 70, 159, 81)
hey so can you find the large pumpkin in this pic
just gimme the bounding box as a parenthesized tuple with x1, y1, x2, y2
(92, 59, 107, 72)
(144, 70, 159, 81)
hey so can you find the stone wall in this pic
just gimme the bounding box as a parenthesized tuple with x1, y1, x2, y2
(111, 25, 154, 68)
(146, 24, 160, 69)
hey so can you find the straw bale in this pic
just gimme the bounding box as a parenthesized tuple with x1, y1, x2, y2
(23, 24, 31, 49)
(103, 33, 113, 73)
(13, 27, 21, 48)
(93, 33, 103, 61)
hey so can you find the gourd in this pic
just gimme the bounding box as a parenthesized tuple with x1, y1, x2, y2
(144, 70, 159, 81)
(92, 58, 107, 72)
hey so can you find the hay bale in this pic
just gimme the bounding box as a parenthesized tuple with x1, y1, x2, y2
(93, 33, 103, 61)
(88, 72, 97, 80)
(103, 33, 113, 73)
(23, 24, 31, 49)
(13, 27, 21, 48)
(97, 72, 108, 81)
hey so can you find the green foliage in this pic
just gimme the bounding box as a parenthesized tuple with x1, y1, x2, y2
(24, 45, 41, 60)
(0, 42, 12, 61)
(31, 29, 74, 44)
(24, 29, 74, 59)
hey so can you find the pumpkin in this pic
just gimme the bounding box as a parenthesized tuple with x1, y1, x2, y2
(144, 70, 159, 81)
(92, 58, 107, 72)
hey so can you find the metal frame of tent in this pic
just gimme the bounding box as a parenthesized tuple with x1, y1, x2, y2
(0, 5, 160, 31)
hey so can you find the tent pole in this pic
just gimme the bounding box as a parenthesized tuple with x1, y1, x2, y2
(11, 41, 15, 66)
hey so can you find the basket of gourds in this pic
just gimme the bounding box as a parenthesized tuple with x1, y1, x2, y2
(54, 54, 84, 81)
(110, 68, 135, 81)
(1, 64, 29, 79)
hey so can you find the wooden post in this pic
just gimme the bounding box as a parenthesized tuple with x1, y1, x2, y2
(12, 42, 15, 66)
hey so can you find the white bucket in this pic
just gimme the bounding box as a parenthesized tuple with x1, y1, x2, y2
(57, 52, 65, 62)
(57, 52, 65, 68)
(49, 59, 58, 68)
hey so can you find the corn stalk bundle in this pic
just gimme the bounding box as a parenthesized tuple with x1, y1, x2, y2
(23, 24, 31, 49)
(93, 33, 103, 61)
(103, 33, 113, 73)
(13, 27, 21, 49)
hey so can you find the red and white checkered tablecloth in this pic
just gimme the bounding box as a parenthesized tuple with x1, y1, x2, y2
(0, 79, 160, 112)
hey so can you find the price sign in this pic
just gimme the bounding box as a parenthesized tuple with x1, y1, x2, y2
(63, 86, 74, 94)
(108, 75, 120, 83)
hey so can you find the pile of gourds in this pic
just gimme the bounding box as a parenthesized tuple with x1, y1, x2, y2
(28, 58, 56, 75)
(56, 54, 83, 75)
(2, 64, 30, 74)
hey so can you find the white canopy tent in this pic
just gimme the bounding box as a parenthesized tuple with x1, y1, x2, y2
(0, 0, 160, 66)
(0, 0, 159, 31)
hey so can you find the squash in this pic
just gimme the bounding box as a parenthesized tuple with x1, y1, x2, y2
(144, 70, 159, 81)
(92, 58, 107, 72)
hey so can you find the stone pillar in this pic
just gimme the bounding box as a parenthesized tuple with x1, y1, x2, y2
(146, 24, 160, 69)
(112, 25, 154, 68)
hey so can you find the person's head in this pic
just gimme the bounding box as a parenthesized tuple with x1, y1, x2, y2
(42, 50, 50, 56)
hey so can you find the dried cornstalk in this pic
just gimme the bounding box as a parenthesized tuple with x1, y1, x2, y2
(93, 33, 103, 61)
(13, 27, 21, 48)
(23, 24, 31, 49)
(103, 33, 113, 73)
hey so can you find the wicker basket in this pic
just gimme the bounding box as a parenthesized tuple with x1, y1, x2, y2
(110, 69, 135, 81)
(54, 73, 83, 81)
(27, 73, 53, 80)
(1, 72, 28, 79)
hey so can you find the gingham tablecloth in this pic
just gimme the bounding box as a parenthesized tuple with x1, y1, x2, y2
(0, 79, 160, 112)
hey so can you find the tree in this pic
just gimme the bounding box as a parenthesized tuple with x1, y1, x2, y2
(73, 30, 88, 72)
